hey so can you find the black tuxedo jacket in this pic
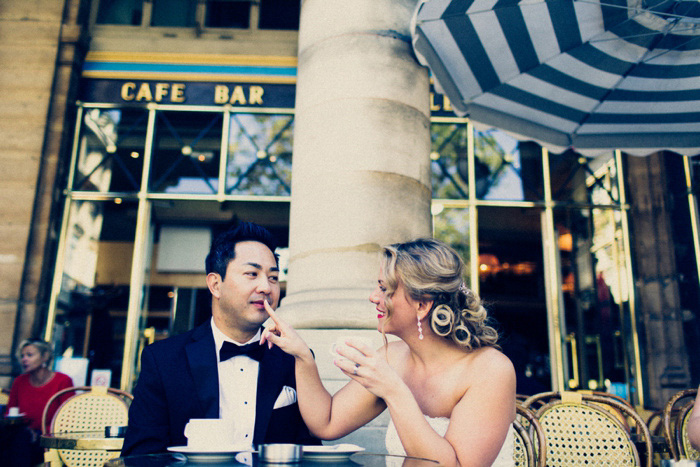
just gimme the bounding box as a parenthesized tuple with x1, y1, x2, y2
(121, 320, 319, 455)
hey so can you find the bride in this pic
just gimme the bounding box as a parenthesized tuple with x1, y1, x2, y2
(262, 238, 516, 466)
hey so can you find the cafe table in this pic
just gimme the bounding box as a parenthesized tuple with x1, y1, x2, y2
(40, 430, 124, 451)
(1, 414, 29, 428)
(105, 450, 440, 467)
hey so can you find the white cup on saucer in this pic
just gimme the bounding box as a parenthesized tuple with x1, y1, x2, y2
(184, 418, 235, 451)
(7, 407, 20, 417)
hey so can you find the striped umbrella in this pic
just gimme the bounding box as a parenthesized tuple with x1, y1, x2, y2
(411, 0, 700, 155)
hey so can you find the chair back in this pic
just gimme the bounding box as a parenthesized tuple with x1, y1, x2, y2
(526, 391, 652, 467)
(513, 403, 546, 467)
(663, 388, 700, 461)
(42, 386, 133, 467)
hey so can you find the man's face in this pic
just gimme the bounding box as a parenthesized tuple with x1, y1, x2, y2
(208, 241, 280, 336)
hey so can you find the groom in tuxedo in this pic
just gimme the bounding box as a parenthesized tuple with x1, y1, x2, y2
(122, 222, 319, 455)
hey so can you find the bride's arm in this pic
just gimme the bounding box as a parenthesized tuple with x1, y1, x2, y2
(384, 349, 516, 467)
(262, 302, 386, 439)
(293, 350, 386, 439)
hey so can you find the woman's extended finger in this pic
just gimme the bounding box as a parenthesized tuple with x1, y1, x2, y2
(335, 344, 371, 367)
(263, 299, 282, 324)
(344, 338, 373, 357)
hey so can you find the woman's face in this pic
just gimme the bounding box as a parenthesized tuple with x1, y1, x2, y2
(369, 267, 416, 336)
(20, 344, 47, 374)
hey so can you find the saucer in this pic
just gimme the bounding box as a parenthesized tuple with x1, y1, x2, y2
(168, 445, 253, 463)
(303, 444, 364, 461)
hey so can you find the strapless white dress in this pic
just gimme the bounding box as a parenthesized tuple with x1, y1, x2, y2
(385, 416, 515, 467)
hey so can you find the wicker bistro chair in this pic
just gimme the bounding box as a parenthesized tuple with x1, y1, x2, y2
(523, 391, 653, 467)
(41, 386, 133, 467)
(513, 403, 546, 467)
(663, 388, 700, 461)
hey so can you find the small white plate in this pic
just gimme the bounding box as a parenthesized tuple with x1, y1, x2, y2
(303, 444, 364, 461)
(167, 445, 253, 463)
(5, 413, 26, 418)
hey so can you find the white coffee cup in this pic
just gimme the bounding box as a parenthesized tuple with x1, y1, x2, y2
(7, 407, 19, 417)
(184, 418, 235, 450)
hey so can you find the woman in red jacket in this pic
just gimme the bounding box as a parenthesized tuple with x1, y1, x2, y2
(4, 338, 73, 466)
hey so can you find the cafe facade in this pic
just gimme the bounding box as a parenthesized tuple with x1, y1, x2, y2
(3, 0, 700, 413)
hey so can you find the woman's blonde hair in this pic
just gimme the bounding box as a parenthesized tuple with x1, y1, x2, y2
(380, 238, 499, 350)
(16, 338, 54, 368)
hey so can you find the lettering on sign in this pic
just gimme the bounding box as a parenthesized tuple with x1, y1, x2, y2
(430, 92, 453, 112)
(121, 82, 185, 103)
(214, 85, 264, 105)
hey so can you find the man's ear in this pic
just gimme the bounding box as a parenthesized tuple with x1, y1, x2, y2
(206, 272, 222, 299)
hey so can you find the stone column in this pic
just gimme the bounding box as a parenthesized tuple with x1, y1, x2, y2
(280, 0, 430, 452)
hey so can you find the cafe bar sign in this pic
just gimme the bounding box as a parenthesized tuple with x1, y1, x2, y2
(78, 78, 296, 109)
(78, 78, 459, 116)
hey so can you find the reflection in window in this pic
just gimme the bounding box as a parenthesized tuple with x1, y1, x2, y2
(432, 206, 471, 281)
(150, 111, 223, 194)
(227, 114, 293, 195)
(73, 108, 147, 193)
(96, 0, 143, 25)
(205, 1, 251, 28)
(259, 0, 300, 30)
(430, 123, 469, 199)
(54, 199, 137, 387)
(475, 129, 534, 201)
(151, 0, 197, 27)
(693, 155, 700, 197)
(549, 150, 619, 205)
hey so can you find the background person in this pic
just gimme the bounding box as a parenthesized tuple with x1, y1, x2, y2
(263, 238, 517, 467)
(3, 338, 73, 467)
(121, 222, 319, 456)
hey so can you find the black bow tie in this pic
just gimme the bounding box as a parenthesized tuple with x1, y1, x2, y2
(219, 341, 265, 363)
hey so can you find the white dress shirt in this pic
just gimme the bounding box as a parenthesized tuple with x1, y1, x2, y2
(211, 317, 260, 447)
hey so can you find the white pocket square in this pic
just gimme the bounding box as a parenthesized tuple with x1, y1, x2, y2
(273, 385, 297, 409)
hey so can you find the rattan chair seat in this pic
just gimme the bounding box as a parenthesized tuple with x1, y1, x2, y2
(43, 386, 133, 467)
(523, 391, 652, 467)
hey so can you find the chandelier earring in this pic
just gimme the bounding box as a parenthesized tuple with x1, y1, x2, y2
(417, 315, 424, 340)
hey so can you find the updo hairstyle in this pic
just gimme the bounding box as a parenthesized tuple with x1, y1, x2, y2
(380, 238, 499, 350)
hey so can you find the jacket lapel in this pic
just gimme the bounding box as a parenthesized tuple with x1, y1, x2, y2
(186, 321, 220, 418)
(253, 347, 285, 444)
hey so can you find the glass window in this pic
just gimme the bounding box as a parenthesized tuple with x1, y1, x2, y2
(226, 113, 293, 196)
(432, 206, 471, 283)
(52, 199, 138, 388)
(474, 130, 543, 201)
(205, 0, 251, 28)
(478, 206, 550, 395)
(549, 150, 619, 205)
(430, 122, 469, 199)
(149, 111, 223, 194)
(662, 154, 700, 383)
(96, 0, 143, 25)
(691, 154, 700, 198)
(555, 207, 631, 395)
(73, 108, 148, 193)
(151, 0, 197, 27)
(258, 0, 300, 30)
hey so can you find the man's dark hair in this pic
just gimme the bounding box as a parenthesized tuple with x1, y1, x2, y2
(205, 222, 278, 278)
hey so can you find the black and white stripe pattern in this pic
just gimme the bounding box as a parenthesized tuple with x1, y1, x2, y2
(412, 0, 700, 153)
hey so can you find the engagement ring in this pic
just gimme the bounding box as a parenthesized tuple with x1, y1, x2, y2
(353, 363, 360, 375)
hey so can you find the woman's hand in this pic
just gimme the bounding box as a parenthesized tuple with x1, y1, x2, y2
(334, 341, 404, 401)
(260, 300, 313, 360)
